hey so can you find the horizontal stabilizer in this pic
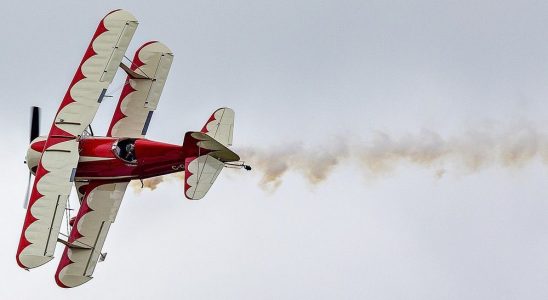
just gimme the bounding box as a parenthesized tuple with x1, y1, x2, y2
(182, 131, 241, 200)
(184, 155, 224, 200)
(182, 131, 239, 162)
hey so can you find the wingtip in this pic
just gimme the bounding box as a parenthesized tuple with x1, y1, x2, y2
(16, 254, 53, 270)
(55, 272, 93, 288)
(142, 41, 173, 54)
(104, 9, 138, 22)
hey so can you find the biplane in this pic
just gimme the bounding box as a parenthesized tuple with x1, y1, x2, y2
(17, 9, 250, 288)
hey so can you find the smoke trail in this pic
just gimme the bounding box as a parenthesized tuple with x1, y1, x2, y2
(130, 176, 165, 192)
(131, 171, 185, 193)
(238, 140, 349, 192)
(239, 124, 548, 191)
(132, 123, 548, 193)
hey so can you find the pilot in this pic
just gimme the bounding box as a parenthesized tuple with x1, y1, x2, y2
(125, 143, 136, 162)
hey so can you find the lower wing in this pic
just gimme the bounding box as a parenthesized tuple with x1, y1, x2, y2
(55, 180, 129, 288)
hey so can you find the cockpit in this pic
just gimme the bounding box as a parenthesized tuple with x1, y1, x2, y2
(113, 138, 138, 164)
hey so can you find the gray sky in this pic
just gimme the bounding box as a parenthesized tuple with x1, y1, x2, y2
(2, 1, 548, 299)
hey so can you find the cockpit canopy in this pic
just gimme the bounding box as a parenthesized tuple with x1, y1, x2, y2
(113, 138, 138, 164)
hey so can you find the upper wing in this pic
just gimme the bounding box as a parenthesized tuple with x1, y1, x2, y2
(107, 41, 174, 138)
(54, 9, 138, 138)
(55, 180, 129, 288)
(16, 10, 138, 269)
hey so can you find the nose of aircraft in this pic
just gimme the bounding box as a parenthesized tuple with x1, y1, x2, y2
(26, 136, 47, 174)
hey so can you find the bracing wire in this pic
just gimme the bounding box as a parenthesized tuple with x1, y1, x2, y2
(123, 55, 152, 79)
(104, 55, 152, 98)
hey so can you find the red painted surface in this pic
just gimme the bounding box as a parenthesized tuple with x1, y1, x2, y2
(16, 11, 112, 269)
(26, 137, 195, 180)
(200, 109, 220, 133)
(53, 136, 197, 287)
(30, 139, 46, 152)
(106, 41, 159, 137)
(184, 156, 196, 196)
(55, 181, 102, 288)
(19, 10, 237, 287)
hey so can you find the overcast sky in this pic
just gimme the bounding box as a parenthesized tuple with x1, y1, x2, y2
(2, 1, 548, 299)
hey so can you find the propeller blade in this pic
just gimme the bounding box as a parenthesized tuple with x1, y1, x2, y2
(23, 172, 32, 209)
(30, 106, 40, 142)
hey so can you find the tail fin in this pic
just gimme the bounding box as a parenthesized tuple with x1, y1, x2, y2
(201, 108, 234, 147)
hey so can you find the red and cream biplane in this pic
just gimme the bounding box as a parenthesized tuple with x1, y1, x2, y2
(17, 9, 249, 288)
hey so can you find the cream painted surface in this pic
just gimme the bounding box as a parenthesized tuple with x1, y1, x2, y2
(19, 10, 138, 269)
(19, 139, 79, 268)
(78, 156, 116, 162)
(57, 182, 129, 288)
(190, 132, 240, 162)
(25, 136, 47, 174)
(100, 12, 139, 83)
(185, 155, 224, 200)
(110, 42, 173, 138)
(74, 182, 86, 203)
(143, 46, 173, 110)
(56, 10, 138, 137)
(204, 108, 234, 146)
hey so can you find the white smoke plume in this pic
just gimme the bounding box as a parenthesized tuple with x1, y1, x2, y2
(239, 124, 548, 191)
(132, 123, 548, 193)
(131, 172, 184, 193)
(237, 140, 349, 192)
(130, 176, 165, 192)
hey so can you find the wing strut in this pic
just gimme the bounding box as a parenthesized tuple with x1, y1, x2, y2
(119, 62, 150, 79)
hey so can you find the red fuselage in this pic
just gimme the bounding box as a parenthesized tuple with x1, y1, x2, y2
(76, 137, 187, 180)
(28, 136, 204, 181)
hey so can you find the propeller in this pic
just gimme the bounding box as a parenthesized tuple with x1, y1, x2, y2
(23, 173, 31, 209)
(30, 106, 40, 142)
(24, 106, 41, 209)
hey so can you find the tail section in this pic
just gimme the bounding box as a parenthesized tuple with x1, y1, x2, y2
(182, 108, 239, 200)
(184, 155, 225, 200)
(201, 108, 234, 147)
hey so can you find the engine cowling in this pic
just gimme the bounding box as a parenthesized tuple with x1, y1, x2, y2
(25, 136, 47, 175)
